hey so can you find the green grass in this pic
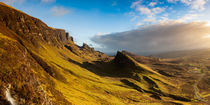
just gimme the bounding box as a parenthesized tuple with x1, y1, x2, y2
(0, 31, 201, 104)
(1, 2, 207, 104)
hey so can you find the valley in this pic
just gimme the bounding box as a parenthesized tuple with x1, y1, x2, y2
(0, 2, 210, 105)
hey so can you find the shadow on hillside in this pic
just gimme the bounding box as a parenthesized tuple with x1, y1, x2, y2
(120, 79, 191, 102)
(67, 57, 192, 102)
(67, 58, 134, 78)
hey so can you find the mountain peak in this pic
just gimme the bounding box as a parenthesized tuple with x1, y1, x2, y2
(114, 51, 138, 68)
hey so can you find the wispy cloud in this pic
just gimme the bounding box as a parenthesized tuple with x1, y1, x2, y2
(95, 32, 111, 36)
(152, 7, 165, 14)
(129, 0, 209, 28)
(130, 1, 165, 24)
(168, 0, 208, 10)
(136, 22, 142, 26)
(143, 18, 156, 23)
(178, 13, 200, 22)
(130, 0, 142, 8)
(136, 7, 151, 15)
(189, 0, 207, 10)
(92, 21, 210, 54)
(149, 2, 157, 7)
(167, 0, 179, 3)
(136, 6, 165, 17)
(51, 6, 71, 16)
(41, 0, 56, 3)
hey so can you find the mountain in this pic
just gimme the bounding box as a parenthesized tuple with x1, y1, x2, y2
(0, 2, 209, 105)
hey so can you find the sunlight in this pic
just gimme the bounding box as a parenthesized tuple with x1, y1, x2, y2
(203, 34, 210, 38)
(206, 21, 210, 27)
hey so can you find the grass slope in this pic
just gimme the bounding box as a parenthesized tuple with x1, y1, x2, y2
(0, 2, 207, 105)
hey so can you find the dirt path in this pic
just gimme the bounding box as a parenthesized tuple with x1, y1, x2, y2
(193, 73, 206, 102)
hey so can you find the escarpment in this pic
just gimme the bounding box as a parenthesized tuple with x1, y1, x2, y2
(0, 2, 71, 48)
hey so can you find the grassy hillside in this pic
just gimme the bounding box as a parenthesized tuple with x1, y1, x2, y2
(0, 2, 209, 105)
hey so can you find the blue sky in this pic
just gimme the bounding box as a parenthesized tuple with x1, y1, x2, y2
(0, 0, 136, 45)
(1, 0, 210, 54)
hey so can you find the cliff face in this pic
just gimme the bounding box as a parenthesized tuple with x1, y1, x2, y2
(0, 2, 70, 47)
(0, 2, 109, 105)
(0, 2, 108, 60)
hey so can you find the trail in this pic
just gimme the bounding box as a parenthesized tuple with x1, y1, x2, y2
(193, 73, 206, 102)
(5, 84, 17, 105)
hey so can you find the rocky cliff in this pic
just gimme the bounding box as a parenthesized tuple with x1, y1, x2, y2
(0, 2, 70, 48)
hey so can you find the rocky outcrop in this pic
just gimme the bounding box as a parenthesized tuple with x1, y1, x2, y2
(114, 51, 160, 75)
(81, 43, 94, 50)
(80, 43, 110, 61)
(64, 41, 110, 61)
(114, 51, 138, 68)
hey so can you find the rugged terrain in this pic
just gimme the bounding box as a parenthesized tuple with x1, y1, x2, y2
(0, 2, 209, 105)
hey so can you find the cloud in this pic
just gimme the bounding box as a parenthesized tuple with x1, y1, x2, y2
(178, 13, 200, 22)
(167, 0, 179, 3)
(130, 0, 142, 8)
(190, 0, 207, 10)
(152, 7, 165, 14)
(136, 7, 151, 15)
(132, 1, 165, 22)
(168, 0, 208, 10)
(149, 2, 157, 7)
(1, 0, 24, 5)
(136, 6, 165, 16)
(95, 32, 110, 36)
(41, 0, 56, 3)
(135, 6, 165, 22)
(51, 6, 71, 16)
(143, 18, 156, 22)
(129, 0, 166, 26)
(92, 21, 210, 54)
(136, 22, 142, 26)
(130, 16, 139, 22)
(159, 16, 169, 23)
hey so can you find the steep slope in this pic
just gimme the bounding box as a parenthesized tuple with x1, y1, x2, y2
(0, 2, 208, 105)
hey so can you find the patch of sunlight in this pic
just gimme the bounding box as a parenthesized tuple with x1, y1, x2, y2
(205, 21, 210, 27)
(203, 34, 210, 38)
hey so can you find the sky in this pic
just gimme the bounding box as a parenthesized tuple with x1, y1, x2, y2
(1, 0, 210, 55)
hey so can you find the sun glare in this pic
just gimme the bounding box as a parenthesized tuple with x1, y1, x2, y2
(206, 22, 210, 26)
(204, 34, 210, 38)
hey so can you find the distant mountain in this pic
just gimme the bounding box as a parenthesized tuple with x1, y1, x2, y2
(0, 2, 209, 105)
